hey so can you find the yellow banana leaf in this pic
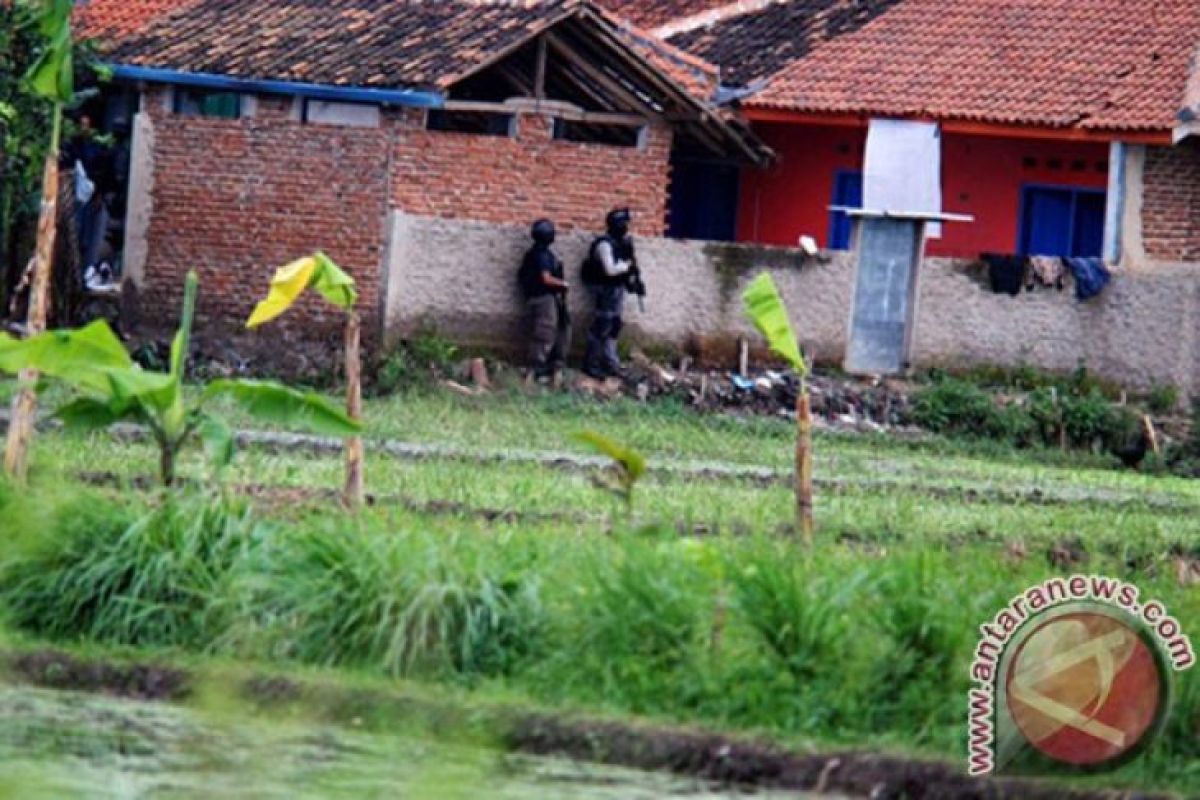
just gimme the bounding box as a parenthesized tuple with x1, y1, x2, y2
(742, 272, 807, 376)
(246, 252, 358, 329)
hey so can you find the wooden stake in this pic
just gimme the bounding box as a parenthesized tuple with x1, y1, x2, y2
(1142, 415, 1161, 457)
(343, 311, 365, 509)
(796, 387, 815, 545)
(5, 109, 61, 483)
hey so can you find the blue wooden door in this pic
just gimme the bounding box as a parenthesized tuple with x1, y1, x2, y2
(828, 170, 863, 250)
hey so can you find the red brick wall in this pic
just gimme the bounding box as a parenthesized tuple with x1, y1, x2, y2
(141, 91, 390, 337)
(137, 93, 674, 342)
(1143, 141, 1200, 263)
(390, 111, 673, 237)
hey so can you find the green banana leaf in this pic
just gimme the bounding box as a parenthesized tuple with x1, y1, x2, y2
(197, 413, 236, 469)
(205, 379, 362, 438)
(54, 396, 142, 431)
(25, 0, 73, 103)
(573, 430, 646, 483)
(742, 273, 807, 376)
(0, 321, 169, 399)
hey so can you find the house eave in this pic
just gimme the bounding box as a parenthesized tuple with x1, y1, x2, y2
(107, 65, 445, 107)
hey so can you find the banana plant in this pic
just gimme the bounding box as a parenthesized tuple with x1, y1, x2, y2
(245, 252, 364, 508)
(743, 273, 814, 544)
(5, 0, 76, 481)
(573, 430, 647, 517)
(0, 270, 361, 485)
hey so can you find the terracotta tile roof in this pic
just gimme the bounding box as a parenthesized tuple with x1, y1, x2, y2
(597, 0, 734, 29)
(106, 0, 580, 91)
(592, 4, 721, 99)
(666, 0, 899, 88)
(74, 0, 197, 41)
(748, 0, 1200, 133)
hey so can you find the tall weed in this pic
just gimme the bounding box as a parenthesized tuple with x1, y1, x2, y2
(0, 492, 260, 648)
(242, 526, 541, 680)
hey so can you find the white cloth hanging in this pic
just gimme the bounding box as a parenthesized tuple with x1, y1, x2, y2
(864, 119, 943, 237)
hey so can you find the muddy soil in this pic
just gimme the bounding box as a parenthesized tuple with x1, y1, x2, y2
(5, 649, 1174, 800)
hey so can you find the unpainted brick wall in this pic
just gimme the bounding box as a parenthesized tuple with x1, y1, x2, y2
(141, 91, 390, 339)
(389, 110, 673, 237)
(136, 92, 674, 342)
(1142, 140, 1200, 263)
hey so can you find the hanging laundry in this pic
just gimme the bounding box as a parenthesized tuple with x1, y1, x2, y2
(982, 254, 1027, 297)
(1029, 256, 1067, 290)
(1065, 258, 1111, 301)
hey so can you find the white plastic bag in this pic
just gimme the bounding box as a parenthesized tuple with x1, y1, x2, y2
(74, 159, 95, 205)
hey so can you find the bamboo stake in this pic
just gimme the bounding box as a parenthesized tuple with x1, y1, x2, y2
(795, 385, 815, 545)
(343, 310, 365, 509)
(5, 108, 61, 482)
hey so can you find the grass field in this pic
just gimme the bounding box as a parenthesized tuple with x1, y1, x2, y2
(1, 384, 1197, 796)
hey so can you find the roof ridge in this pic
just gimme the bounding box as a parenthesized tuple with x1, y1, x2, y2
(652, 0, 786, 39)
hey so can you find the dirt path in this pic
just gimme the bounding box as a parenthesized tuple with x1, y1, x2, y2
(9, 412, 1196, 515)
(4, 649, 1175, 800)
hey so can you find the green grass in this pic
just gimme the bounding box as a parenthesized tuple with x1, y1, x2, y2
(0, 383, 1197, 795)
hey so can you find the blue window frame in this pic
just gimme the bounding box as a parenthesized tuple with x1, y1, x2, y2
(1018, 185, 1106, 258)
(828, 170, 863, 250)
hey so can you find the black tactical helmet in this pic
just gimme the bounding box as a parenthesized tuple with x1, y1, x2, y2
(531, 218, 556, 245)
(606, 208, 632, 237)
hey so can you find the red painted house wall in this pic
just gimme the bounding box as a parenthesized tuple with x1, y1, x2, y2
(737, 123, 1110, 258)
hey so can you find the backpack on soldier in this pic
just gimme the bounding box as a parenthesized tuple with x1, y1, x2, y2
(580, 236, 610, 286)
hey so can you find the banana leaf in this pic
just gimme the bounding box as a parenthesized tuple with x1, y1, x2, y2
(246, 252, 358, 329)
(573, 430, 646, 483)
(0, 322, 169, 398)
(205, 379, 362, 437)
(25, 0, 73, 103)
(742, 273, 807, 376)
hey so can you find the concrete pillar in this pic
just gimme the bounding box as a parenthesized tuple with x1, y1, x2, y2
(122, 107, 155, 291)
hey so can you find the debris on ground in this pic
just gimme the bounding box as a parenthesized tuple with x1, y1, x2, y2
(564, 347, 919, 434)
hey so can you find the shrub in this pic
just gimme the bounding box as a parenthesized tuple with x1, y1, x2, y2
(372, 327, 461, 395)
(1146, 383, 1180, 415)
(243, 526, 541, 680)
(908, 378, 1001, 437)
(730, 550, 853, 684)
(0, 493, 260, 648)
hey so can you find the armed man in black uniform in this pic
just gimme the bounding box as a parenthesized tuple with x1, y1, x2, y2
(582, 208, 645, 379)
(519, 218, 571, 381)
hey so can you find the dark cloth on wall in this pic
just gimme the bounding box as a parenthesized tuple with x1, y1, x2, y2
(1066, 258, 1111, 301)
(983, 254, 1026, 297)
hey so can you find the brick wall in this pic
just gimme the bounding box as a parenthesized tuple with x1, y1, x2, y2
(133, 91, 675, 343)
(389, 111, 673, 237)
(140, 91, 390, 338)
(1142, 140, 1200, 263)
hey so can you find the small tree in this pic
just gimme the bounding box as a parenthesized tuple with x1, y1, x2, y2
(573, 430, 647, 519)
(0, 270, 361, 485)
(4, 0, 75, 481)
(742, 273, 814, 544)
(245, 252, 364, 508)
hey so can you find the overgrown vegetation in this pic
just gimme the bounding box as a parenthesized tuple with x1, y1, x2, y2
(910, 372, 1145, 458)
(0, 271, 361, 484)
(372, 326, 460, 395)
(0, 483, 1194, 794)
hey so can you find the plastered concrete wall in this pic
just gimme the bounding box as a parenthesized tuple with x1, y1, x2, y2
(386, 211, 1200, 399)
